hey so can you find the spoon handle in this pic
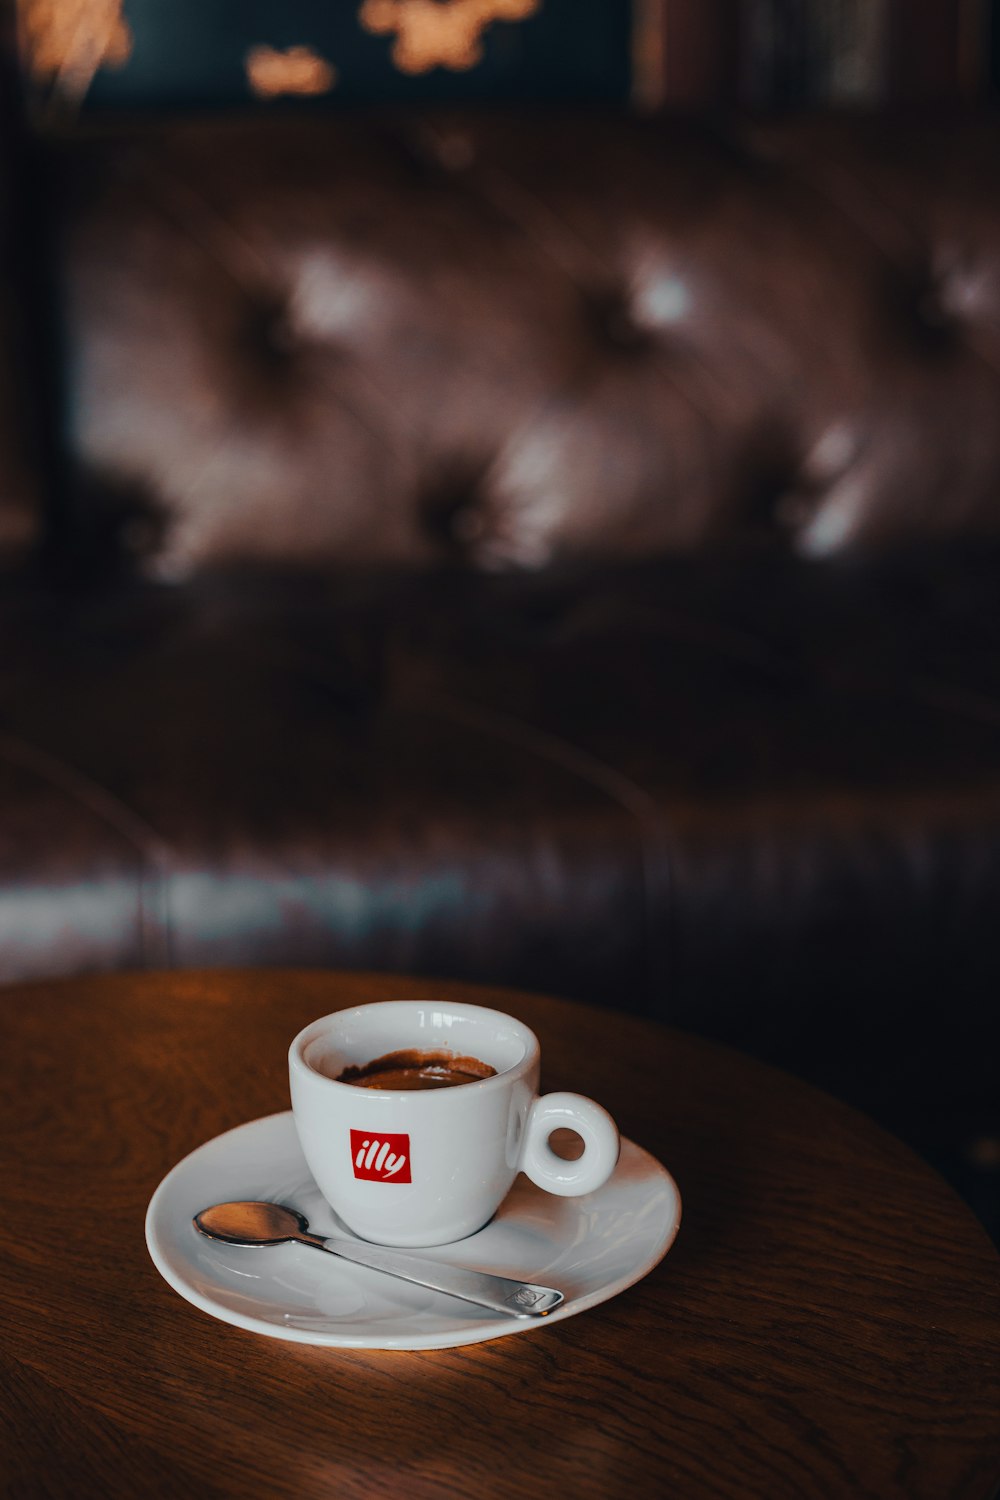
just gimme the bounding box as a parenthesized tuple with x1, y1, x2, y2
(307, 1233, 565, 1318)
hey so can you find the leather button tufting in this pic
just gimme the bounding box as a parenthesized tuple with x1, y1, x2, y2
(57, 112, 1000, 574)
(913, 285, 958, 347)
(885, 269, 961, 356)
(241, 291, 298, 367)
(582, 287, 653, 355)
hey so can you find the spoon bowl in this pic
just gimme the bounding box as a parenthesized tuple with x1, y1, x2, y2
(195, 1201, 313, 1246)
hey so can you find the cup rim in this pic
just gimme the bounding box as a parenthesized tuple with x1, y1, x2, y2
(288, 999, 540, 1101)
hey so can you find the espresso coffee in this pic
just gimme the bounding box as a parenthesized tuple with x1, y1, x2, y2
(335, 1048, 496, 1091)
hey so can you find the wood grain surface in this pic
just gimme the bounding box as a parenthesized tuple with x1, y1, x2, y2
(1, 969, 998, 1500)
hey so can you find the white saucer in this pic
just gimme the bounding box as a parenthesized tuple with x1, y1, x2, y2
(145, 1112, 682, 1351)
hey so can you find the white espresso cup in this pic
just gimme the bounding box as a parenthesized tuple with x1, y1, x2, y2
(288, 1000, 620, 1247)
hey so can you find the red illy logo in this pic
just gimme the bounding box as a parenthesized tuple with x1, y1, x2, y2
(350, 1129, 412, 1183)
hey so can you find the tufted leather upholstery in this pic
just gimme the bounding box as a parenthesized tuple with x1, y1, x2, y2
(50, 111, 1000, 579)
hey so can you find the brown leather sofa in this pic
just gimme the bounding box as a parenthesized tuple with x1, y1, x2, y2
(2, 105, 999, 1222)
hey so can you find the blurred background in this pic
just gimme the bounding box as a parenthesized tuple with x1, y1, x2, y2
(1, 0, 999, 1244)
(11, 0, 1000, 117)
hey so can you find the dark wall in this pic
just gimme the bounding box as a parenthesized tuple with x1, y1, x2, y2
(14, 2, 999, 122)
(24, 0, 632, 114)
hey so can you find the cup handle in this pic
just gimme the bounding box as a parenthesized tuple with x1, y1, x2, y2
(519, 1093, 620, 1198)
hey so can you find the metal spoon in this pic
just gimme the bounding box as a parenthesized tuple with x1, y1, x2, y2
(194, 1201, 565, 1319)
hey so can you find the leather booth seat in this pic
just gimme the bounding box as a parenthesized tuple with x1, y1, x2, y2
(1, 109, 998, 1213)
(47, 112, 1000, 575)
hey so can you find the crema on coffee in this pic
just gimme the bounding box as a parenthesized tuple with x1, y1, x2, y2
(334, 1048, 497, 1091)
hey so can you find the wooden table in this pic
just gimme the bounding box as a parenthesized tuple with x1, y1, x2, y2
(2, 970, 998, 1499)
